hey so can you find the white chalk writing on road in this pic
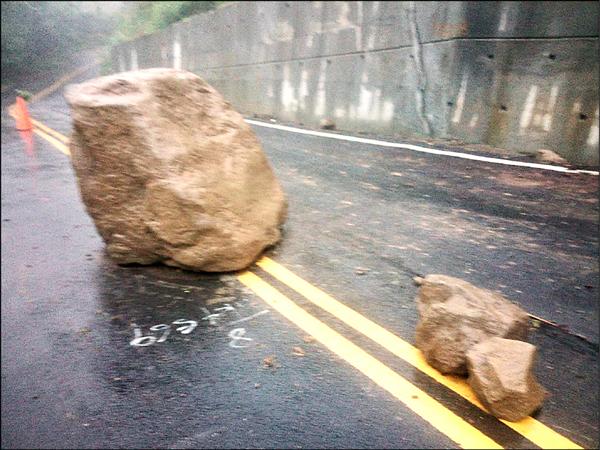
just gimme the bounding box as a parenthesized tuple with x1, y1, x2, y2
(228, 328, 253, 348)
(129, 302, 268, 348)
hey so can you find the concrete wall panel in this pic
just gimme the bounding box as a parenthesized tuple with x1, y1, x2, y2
(110, 1, 599, 166)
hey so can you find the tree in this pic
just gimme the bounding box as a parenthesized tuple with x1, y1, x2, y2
(113, 1, 223, 43)
(1, 1, 115, 79)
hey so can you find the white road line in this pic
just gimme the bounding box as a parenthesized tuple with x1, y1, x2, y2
(245, 119, 599, 176)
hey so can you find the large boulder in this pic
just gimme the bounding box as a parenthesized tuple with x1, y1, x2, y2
(466, 337, 547, 421)
(415, 275, 529, 374)
(65, 68, 287, 272)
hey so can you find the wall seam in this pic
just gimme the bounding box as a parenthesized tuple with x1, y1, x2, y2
(407, 1, 433, 137)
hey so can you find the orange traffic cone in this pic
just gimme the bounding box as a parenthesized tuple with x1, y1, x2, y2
(15, 96, 33, 131)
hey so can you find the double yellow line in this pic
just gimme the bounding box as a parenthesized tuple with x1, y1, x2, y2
(7, 60, 98, 154)
(246, 258, 581, 449)
(25, 116, 581, 450)
(29, 60, 99, 104)
(30, 118, 71, 155)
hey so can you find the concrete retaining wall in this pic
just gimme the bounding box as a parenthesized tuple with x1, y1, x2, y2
(111, 1, 599, 166)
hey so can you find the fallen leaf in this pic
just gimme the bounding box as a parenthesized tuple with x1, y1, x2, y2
(302, 335, 316, 344)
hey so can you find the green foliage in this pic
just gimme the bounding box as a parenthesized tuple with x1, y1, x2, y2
(1, 1, 225, 81)
(15, 89, 33, 101)
(113, 1, 223, 43)
(1, 1, 116, 80)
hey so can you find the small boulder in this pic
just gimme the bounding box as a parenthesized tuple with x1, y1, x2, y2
(415, 275, 529, 374)
(65, 68, 287, 272)
(466, 337, 547, 421)
(319, 118, 336, 130)
(536, 149, 569, 166)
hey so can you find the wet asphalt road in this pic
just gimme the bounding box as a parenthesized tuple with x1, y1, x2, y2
(1, 64, 598, 449)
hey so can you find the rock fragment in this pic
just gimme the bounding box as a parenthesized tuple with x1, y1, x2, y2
(415, 275, 529, 374)
(413, 276, 424, 286)
(536, 149, 569, 166)
(466, 337, 547, 421)
(292, 346, 305, 357)
(319, 118, 336, 130)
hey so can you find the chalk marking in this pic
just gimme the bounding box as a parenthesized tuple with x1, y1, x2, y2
(130, 327, 157, 347)
(226, 310, 270, 326)
(256, 256, 583, 450)
(227, 328, 253, 348)
(244, 119, 598, 175)
(130, 319, 199, 346)
(237, 271, 502, 449)
(201, 312, 221, 327)
(172, 319, 198, 335)
(150, 324, 171, 343)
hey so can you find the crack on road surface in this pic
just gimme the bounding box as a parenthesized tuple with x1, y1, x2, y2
(407, 2, 433, 137)
(381, 254, 425, 280)
(529, 313, 598, 348)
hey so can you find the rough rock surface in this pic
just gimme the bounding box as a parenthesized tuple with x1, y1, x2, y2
(319, 118, 336, 130)
(65, 68, 287, 272)
(415, 275, 529, 374)
(466, 337, 547, 421)
(536, 149, 569, 166)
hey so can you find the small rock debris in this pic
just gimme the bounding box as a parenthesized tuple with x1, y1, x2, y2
(262, 356, 276, 368)
(302, 335, 316, 344)
(292, 346, 305, 357)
